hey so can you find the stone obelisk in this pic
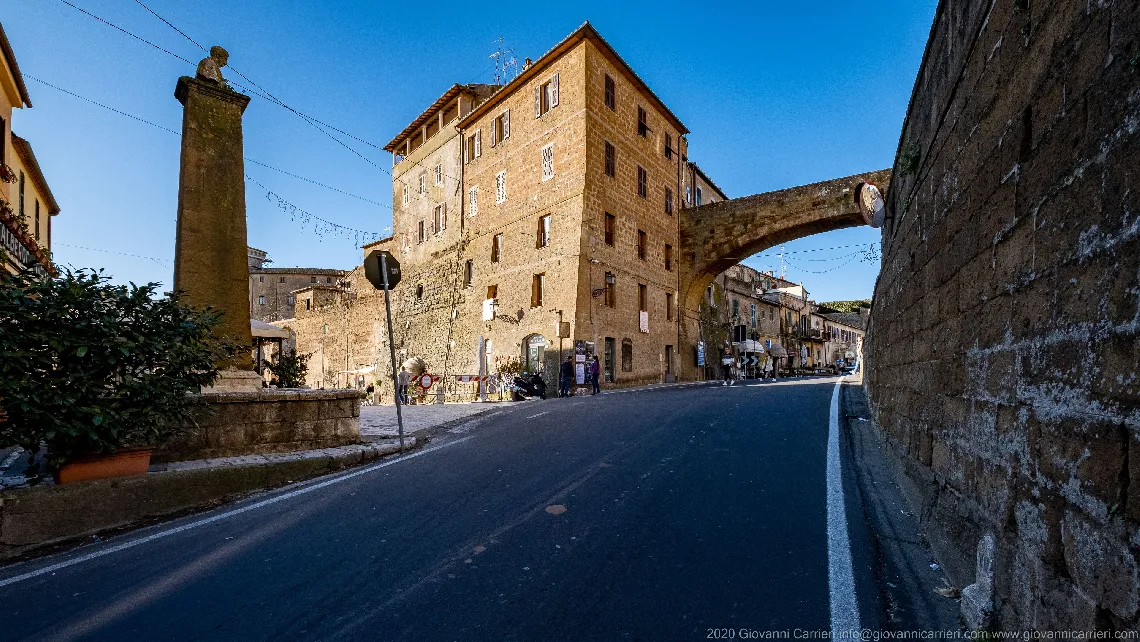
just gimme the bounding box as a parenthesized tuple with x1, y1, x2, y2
(174, 46, 259, 391)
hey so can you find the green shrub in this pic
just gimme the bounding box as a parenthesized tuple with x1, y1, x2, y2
(0, 268, 225, 479)
(265, 349, 310, 388)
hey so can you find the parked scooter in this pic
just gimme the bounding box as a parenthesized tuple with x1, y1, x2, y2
(512, 372, 547, 401)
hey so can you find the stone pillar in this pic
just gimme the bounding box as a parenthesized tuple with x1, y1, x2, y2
(174, 74, 259, 390)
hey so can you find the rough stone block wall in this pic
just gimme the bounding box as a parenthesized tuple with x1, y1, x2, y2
(867, 0, 1140, 631)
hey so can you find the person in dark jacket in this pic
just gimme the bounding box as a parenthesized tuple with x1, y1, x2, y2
(559, 356, 574, 397)
(590, 355, 601, 394)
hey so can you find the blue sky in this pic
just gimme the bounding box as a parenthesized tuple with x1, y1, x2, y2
(6, 0, 937, 302)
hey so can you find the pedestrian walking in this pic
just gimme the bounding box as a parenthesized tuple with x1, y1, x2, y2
(590, 355, 601, 395)
(559, 356, 574, 397)
(397, 366, 410, 405)
(721, 348, 734, 386)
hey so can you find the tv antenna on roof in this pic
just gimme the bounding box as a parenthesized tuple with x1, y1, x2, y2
(778, 245, 787, 279)
(490, 37, 517, 86)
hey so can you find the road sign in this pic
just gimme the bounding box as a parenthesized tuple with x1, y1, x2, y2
(418, 374, 439, 389)
(364, 250, 401, 290)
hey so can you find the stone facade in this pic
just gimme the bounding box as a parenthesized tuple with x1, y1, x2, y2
(249, 266, 347, 322)
(866, 0, 1140, 631)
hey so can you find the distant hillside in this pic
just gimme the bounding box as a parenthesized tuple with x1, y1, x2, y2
(819, 300, 871, 313)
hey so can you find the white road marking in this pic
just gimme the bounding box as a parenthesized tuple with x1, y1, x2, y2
(0, 436, 474, 589)
(526, 412, 549, 419)
(828, 377, 861, 635)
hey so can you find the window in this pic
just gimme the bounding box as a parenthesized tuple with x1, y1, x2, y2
(311, 276, 317, 283)
(537, 215, 551, 248)
(637, 166, 647, 198)
(666, 292, 674, 321)
(464, 130, 481, 162)
(604, 213, 615, 246)
(604, 74, 615, 110)
(487, 284, 498, 300)
(402, 185, 409, 205)
(604, 272, 615, 308)
(434, 163, 442, 185)
(416, 284, 424, 300)
(417, 172, 426, 195)
(621, 338, 633, 372)
(664, 244, 673, 271)
(685, 186, 692, 205)
(541, 143, 555, 181)
(18, 171, 24, 216)
(491, 234, 503, 263)
(287, 295, 295, 305)
(637, 106, 649, 137)
(750, 304, 757, 328)
(305, 299, 311, 311)
(279, 276, 286, 283)
(531, 273, 545, 308)
(34, 200, 40, 240)
(491, 109, 510, 146)
(770, 308, 775, 321)
(665, 133, 673, 159)
(327, 277, 333, 283)
(535, 73, 560, 117)
(257, 296, 266, 305)
(604, 141, 616, 178)
(665, 187, 674, 215)
(638, 284, 647, 312)
(418, 220, 426, 244)
(696, 186, 703, 206)
(637, 230, 647, 260)
(495, 170, 506, 204)
(464, 260, 474, 287)
(732, 298, 740, 318)
(469, 186, 479, 217)
(258, 276, 264, 283)
(433, 204, 447, 235)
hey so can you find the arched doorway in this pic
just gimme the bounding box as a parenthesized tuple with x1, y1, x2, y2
(523, 334, 547, 374)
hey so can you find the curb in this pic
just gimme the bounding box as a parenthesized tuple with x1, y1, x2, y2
(0, 438, 416, 563)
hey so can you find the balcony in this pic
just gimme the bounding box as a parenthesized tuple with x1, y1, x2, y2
(1, 201, 53, 278)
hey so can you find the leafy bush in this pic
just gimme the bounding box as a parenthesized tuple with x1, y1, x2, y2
(0, 268, 225, 478)
(265, 349, 309, 388)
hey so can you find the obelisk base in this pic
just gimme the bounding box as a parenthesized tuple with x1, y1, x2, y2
(204, 368, 264, 393)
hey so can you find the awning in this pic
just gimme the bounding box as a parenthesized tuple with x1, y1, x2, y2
(767, 343, 789, 359)
(252, 320, 291, 339)
(734, 339, 765, 353)
(340, 366, 377, 375)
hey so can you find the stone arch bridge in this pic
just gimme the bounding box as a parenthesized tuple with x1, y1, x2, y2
(674, 168, 891, 377)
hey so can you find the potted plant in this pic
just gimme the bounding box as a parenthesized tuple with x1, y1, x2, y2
(265, 349, 310, 388)
(0, 268, 225, 484)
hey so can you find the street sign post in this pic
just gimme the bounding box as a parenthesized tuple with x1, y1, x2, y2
(365, 249, 406, 450)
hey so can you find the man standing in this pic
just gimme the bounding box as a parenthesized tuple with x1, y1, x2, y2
(721, 348, 734, 386)
(559, 356, 574, 397)
(397, 366, 410, 405)
(590, 355, 601, 395)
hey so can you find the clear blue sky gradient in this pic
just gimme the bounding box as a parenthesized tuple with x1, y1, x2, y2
(7, 0, 937, 302)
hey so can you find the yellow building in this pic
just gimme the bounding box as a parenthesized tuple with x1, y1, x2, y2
(0, 21, 57, 277)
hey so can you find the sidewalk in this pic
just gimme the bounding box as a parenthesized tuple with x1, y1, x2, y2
(360, 401, 507, 438)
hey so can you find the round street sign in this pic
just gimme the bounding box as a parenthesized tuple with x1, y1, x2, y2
(419, 374, 434, 389)
(364, 249, 401, 290)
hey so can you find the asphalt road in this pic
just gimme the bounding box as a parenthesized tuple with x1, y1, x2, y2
(0, 377, 884, 641)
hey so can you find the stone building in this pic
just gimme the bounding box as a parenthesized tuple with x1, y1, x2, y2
(818, 310, 865, 369)
(247, 247, 347, 323)
(292, 22, 715, 395)
(0, 21, 57, 278)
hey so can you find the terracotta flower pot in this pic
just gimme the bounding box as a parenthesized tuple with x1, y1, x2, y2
(55, 448, 153, 485)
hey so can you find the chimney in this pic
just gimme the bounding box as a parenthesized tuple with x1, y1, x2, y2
(522, 58, 533, 72)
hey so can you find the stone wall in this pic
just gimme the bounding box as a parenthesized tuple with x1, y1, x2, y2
(866, 0, 1140, 631)
(152, 389, 361, 463)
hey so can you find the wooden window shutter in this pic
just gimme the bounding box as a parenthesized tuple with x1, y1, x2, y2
(503, 109, 510, 138)
(463, 136, 469, 164)
(551, 74, 559, 107)
(475, 129, 482, 157)
(535, 85, 542, 117)
(490, 119, 497, 147)
(441, 203, 447, 230)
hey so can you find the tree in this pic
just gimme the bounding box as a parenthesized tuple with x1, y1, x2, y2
(265, 349, 310, 388)
(0, 268, 226, 478)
